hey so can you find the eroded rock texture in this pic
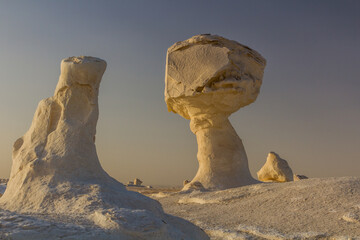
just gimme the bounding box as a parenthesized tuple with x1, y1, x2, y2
(0, 56, 208, 240)
(165, 34, 266, 190)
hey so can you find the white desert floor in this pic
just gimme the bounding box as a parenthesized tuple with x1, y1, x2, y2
(139, 177, 360, 239)
(1, 177, 360, 240)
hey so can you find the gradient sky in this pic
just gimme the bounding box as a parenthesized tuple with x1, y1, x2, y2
(0, 0, 359, 186)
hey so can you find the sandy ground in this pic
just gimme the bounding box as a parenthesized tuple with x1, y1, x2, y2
(129, 177, 360, 239)
(1, 177, 359, 239)
(0, 182, 207, 240)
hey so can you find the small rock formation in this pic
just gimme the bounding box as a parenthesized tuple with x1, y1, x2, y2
(293, 174, 308, 181)
(257, 152, 294, 182)
(165, 34, 266, 190)
(127, 181, 134, 185)
(183, 180, 190, 186)
(134, 178, 143, 186)
(0, 179, 8, 184)
(0, 56, 208, 239)
(182, 181, 205, 192)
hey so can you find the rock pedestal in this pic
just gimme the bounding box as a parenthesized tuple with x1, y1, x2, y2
(165, 34, 266, 190)
(0, 56, 208, 239)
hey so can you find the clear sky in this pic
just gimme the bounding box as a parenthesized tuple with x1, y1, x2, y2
(0, 0, 359, 186)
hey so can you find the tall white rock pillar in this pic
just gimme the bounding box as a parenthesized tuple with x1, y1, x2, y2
(0, 56, 209, 239)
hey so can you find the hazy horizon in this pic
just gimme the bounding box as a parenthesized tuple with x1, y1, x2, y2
(0, 0, 359, 186)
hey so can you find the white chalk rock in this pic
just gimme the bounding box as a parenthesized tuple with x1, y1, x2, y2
(165, 34, 266, 190)
(0, 56, 208, 239)
(257, 152, 294, 182)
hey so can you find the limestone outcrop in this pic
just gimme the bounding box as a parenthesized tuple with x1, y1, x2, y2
(165, 34, 266, 190)
(257, 152, 294, 182)
(0, 56, 208, 239)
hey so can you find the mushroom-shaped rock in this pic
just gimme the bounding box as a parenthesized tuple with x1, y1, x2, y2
(165, 34, 266, 190)
(257, 152, 294, 182)
(0, 56, 208, 239)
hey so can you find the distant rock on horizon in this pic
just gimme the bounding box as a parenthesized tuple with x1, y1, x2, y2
(257, 152, 294, 182)
(0, 179, 8, 184)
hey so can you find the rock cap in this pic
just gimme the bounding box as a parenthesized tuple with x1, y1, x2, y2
(165, 34, 266, 119)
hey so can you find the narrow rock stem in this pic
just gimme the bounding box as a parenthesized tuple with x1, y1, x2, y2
(189, 115, 257, 189)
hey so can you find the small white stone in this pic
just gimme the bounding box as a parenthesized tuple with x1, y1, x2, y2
(257, 152, 294, 182)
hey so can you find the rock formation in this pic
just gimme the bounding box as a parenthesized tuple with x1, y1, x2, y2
(182, 181, 205, 192)
(183, 180, 190, 186)
(0, 56, 208, 239)
(293, 174, 308, 181)
(165, 34, 266, 190)
(134, 178, 143, 186)
(257, 152, 294, 182)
